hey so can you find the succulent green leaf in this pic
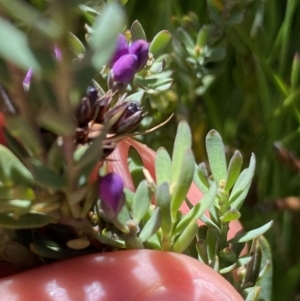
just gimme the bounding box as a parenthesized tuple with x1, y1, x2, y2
(193, 162, 209, 193)
(0, 145, 33, 186)
(229, 221, 273, 244)
(132, 180, 152, 223)
(229, 153, 256, 209)
(171, 148, 194, 218)
(124, 188, 135, 208)
(91, 3, 125, 69)
(124, 91, 144, 103)
(220, 208, 241, 222)
(139, 207, 161, 242)
(219, 263, 237, 274)
(0, 212, 55, 228)
(174, 182, 217, 235)
(171, 121, 192, 183)
(205, 129, 227, 183)
(155, 147, 171, 185)
(0, 199, 32, 215)
(196, 25, 212, 48)
(196, 240, 208, 264)
(30, 160, 65, 189)
(236, 254, 253, 267)
(244, 287, 262, 301)
(130, 20, 147, 41)
(206, 228, 220, 264)
(256, 236, 273, 301)
(0, 18, 40, 72)
(68, 32, 86, 55)
(156, 182, 172, 234)
(224, 150, 243, 192)
(149, 30, 171, 58)
(171, 220, 198, 253)
(175, 28, 194, 51)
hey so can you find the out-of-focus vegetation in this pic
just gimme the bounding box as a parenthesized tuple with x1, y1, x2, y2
(126, 1, 300, 300)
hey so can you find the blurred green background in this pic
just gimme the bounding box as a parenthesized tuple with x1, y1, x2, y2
(125, 0, 300, 300)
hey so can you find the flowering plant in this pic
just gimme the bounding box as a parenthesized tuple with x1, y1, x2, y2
(0, 1, 272, 300)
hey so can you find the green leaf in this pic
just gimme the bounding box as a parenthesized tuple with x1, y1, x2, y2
(0, 18, 40, 72)
(174, 182, 217, 235)
(0, 212, 54, 228)
(171, 220, 198, 253)
(149, 30, 171, 58)
(132, 180, 152, 223)
(224, 150, 243, 192)
(171, 148, 195, 218)
(193, 162, 209, 193)
(229, 221, 273, 244)
(175, 28, 194, 51)
(206, 228, 220, 264)
(30, 160, 65, 190)
(155, 147, 171, 185)
(171, 121, 192, 183)
(130, 20, 146, 41)
(0, 145, 33, 185)
(68, 32, 86, 55)
(0, 186, 35, 200)
(244, 287, 262, 301)
(156, 182, 172, 234)
(91, 3, 125, 69)
(220, 208, 241, 222)
(256, 236, 273, 301)
(139, 208, 161, 242)
(229, 153, 256, 209)
(0, 199, 32, 215)
(205, 129, 227, 183)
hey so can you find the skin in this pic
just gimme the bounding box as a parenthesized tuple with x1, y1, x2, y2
(0, 250, 243, 301)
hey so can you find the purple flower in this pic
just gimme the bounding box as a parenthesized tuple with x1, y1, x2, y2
(98, 173, 125, 219)
(22, 68, 33, 90)
(111, 54, 138, 84)
(109, 35, 149, 90)
(129, 40, 149, 71)
(110, 34, 129, 66)
(54, 46, 62, 60)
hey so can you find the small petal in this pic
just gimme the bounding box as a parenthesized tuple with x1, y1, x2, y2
(129, 40, 149, 71)
(110, 34, 129, 66)
(54, 46, 62, 60)
(22, 68, 33, 90)
(112, 54, 138, 84)
(98, 173, 125, 219)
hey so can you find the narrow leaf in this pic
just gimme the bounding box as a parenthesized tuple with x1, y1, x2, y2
(155, 147, 171, 185)
(229, 221, 273, 244)
(130, 20, 146, 41)
(139, 208, 161, 242)
(225, 150, 243, 192)
(205, 130, 227, 183)
(132, 180, 152, 223)
(0, 18, 40, 71)
(149, 30, 171, 58)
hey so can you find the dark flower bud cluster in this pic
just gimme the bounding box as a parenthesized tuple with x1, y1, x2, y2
(75, 85, 144, 157)
(109, 34, 149, 90)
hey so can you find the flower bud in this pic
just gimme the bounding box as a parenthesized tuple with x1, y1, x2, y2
(110, 34, 129, 66)
(129, 40, 149, 71)
(98, 173, 125, 219)
(105, 101, 143, 135)
(111, 54, 138, 85)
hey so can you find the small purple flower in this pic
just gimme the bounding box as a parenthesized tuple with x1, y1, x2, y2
(109, 34, 149, 90)
(111, 54, 138, 84)
(54, 46, 62, 60)
(22, 68, 33, 90)
(110, 34, 129, 66)
(98, 173, 125, 219)
(129, 40, 149, 71)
